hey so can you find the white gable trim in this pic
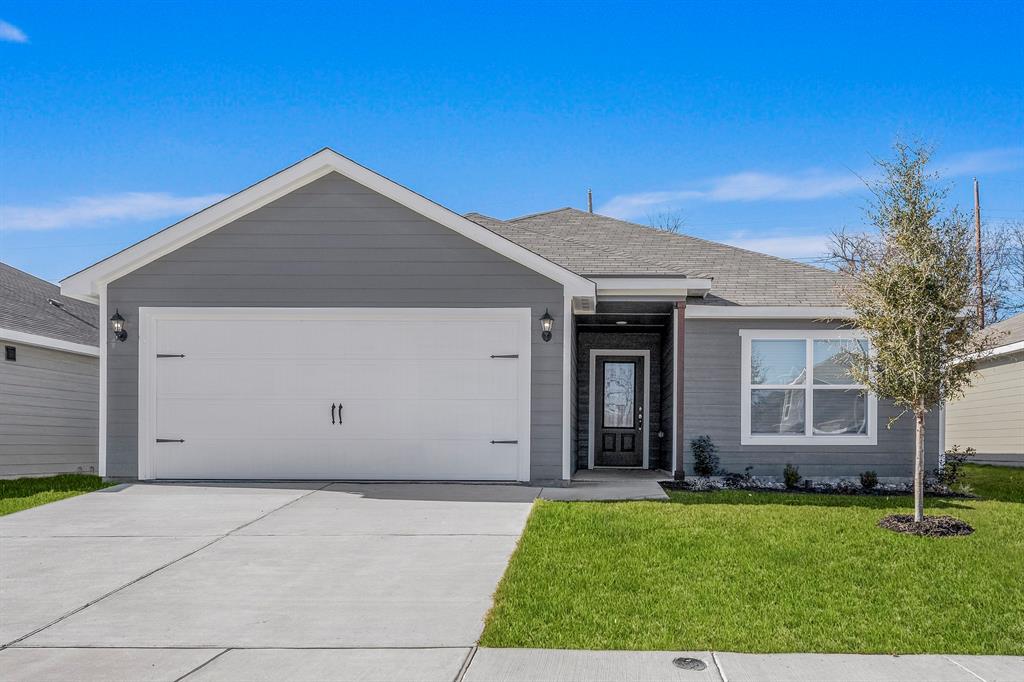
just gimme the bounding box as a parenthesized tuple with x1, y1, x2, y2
(60, 149, 596, 302)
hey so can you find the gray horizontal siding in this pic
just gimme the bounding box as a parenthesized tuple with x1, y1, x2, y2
(106, 171, 565, 482)
(682, 318, 940, 479)
(0, 343, 98, 478)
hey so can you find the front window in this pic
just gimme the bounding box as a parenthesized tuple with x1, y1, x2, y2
(741, 331, 876, 445)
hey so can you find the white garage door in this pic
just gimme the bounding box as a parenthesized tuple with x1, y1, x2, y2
(138, 308, 531, 481)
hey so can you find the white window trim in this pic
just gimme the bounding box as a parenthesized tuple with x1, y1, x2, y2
(739, 329, 877, 446)
(587, 349, 651, 469)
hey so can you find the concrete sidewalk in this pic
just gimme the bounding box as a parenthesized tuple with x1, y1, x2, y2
(464, 649, 1023, 682)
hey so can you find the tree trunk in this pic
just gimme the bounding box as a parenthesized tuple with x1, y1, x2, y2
(914, 409, 926, 522)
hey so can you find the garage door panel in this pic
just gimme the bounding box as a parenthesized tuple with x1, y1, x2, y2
(156, 319, 520, 359)
(156, 358, 517, 401)
(156, 438, 519, 480)
(156, 397, 518, 439)
(144, 308, 530, 481)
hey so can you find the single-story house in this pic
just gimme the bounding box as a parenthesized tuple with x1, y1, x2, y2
(1, 262, 100, 478)
(945, 312, 1024, 466)
(59, 149, 938, 484)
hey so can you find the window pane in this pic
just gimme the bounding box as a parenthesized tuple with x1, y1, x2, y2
(813, 389, 868, 435)
(813, 339, 867, 385)
(751, 389, 806, 434)
(751, 340, 806, 385)
(603, 362, 635, 428)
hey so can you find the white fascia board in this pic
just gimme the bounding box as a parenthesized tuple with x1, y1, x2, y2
(593, 277, 712, 298)
(0, 328, 100, 357)
(687, 306, 854, 319)
(967, 339, 1024, 362)
(60, 148, 596, 301)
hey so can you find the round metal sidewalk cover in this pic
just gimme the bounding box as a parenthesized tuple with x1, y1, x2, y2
(672, 657, 707, 671)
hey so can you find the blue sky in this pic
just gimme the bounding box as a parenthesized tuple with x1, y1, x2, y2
(2, 1, 1022, 282)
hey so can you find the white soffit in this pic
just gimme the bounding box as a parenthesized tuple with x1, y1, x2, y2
(60, 148, 596, 302)
(686, 305, 854, 319)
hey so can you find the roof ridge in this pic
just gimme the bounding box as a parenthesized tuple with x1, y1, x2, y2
(507, 207, 576, 223)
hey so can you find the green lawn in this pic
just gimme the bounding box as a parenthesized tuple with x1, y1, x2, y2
(481, 465, 1024, 655)
(0, 474, 115, 516)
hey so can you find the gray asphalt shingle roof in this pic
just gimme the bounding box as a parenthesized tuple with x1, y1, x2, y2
(988, 312, 1024, 348)
(0, 262, 99, 347)
(467, 207, 847, 306)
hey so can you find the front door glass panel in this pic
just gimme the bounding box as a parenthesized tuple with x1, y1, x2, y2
(603, 362, 635, 428)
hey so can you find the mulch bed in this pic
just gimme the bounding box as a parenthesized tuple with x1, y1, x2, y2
(659, 480, 976, 499)
(877, 514, 975, 537)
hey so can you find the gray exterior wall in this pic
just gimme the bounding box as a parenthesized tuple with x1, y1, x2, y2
(576, 331, 663, 470)
(945, 351, 1024, 466)
(682, 318, 940, 479)
(105, 172, 565, 482)
(0, 343, 98, 478)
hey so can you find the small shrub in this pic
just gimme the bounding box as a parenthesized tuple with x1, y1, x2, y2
(935, 445, 975, 486)
(783, 463, 801, 489)
(689, 435, 720, 477)
(860, 470, 879, 491)
(722, 466, 754, 489)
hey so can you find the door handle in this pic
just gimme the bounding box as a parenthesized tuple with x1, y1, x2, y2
(331, 403, 336, 425)
(337, 403, 343, 425)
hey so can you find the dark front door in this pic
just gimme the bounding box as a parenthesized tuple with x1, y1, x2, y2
(594, 356, 644, 467)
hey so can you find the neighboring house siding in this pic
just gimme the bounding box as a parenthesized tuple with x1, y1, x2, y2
(683, 318, 939, 479)
(0, 343, 98, 478)
(576, 331, 663, 470)
(105, 172, 565, 482)
(945, 352, 1024, 465)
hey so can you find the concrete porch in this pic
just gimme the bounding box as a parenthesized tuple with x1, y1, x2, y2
(541, 468, 669, 501)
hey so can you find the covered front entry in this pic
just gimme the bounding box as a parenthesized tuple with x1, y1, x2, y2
(137, 307, 532, 481)
(576, 301, 679, 474)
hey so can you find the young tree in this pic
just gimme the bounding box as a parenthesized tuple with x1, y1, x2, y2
(646, 208, 687, 234)
(830, 143, 1002, 522)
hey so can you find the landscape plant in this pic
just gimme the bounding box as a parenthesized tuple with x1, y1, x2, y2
(783, 463, 801, 489)
(689, 435, 719, 477)
(829, 142, 1001, 524)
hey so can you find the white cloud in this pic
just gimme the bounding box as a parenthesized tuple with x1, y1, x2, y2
(722, 232, 832, 260)
(599, 169, 864, 218)
(938, 147, 1024, 177)
(0, 192, 226, 231)
(0, 19, 28, 43)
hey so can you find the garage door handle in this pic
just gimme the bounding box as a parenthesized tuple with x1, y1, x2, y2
(331, 403, 336, 425)
(156, 438, 185, 443)
(490, 354, 518, 359)
(490, 440, 518, 444)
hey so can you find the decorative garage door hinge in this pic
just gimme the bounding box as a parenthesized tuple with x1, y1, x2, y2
(156, 438, 185, 443)
(156, 354, 186, 358)
(490, 440, 519, 444)
(489, 354, 518, 358)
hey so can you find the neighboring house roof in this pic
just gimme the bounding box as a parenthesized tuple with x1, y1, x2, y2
(0, 261, 99, 349)
(469, 208, 847, 307)
(981, 312, 1024, 360)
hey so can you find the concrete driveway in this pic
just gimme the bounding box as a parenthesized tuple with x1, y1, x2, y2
(0, 481, 539, 681)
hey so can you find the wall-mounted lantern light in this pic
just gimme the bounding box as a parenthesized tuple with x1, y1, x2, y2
(110, 310, 128, 342)
(540, 309, 554, 342)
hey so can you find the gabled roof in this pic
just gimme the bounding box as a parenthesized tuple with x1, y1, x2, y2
(1, 261, 99, 350)
(61, 149, 596, 301)
(472, 207, 846, 307)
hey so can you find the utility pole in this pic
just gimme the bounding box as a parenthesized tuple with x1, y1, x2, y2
(974, 178, 984, 328)
(587, 188, 593, 213)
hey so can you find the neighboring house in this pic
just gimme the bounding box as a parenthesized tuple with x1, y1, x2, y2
(1, 262, 100, 478)
(945, 313, 1024, 467)
(59, 149, 938, 484)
